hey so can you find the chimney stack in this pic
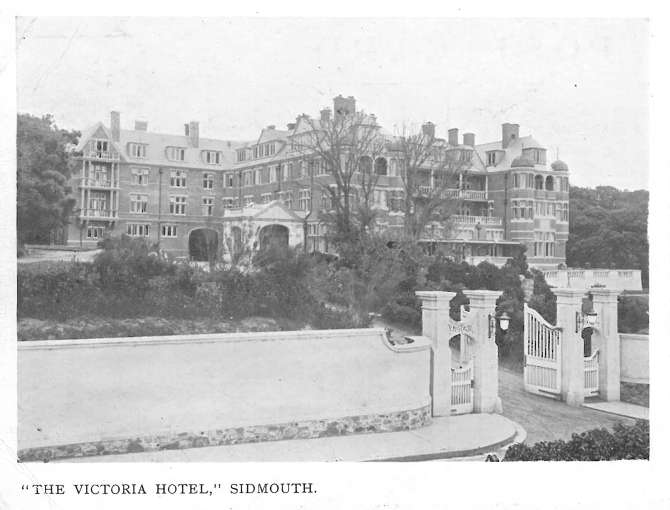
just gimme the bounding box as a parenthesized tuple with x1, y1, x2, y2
(463, 132, 475, 147)
(267, 125, 276, 130)
(333, 95, 356, 117)
(110, 111, 120, 142)
(448, 128, 459, 146)
(188, 121, 199, 148)
(320, 108, 331, 123)
(287, 122, 296, 130)
(421, 122, 435, 139)
(502, 123, 520, 149)
(134, 120, 148, 131)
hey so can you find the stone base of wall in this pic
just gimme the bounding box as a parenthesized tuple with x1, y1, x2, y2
(18, 405, 432, 462)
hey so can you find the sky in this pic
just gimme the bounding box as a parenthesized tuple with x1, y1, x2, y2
(15, 17, 649, 190)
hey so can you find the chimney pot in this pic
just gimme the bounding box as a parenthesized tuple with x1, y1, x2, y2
(110, 111, 121, 142)
(287, 122, 296, 130)
(320, 108, 332, 122)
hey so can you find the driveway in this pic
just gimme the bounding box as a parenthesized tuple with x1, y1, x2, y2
(499, 366, 636, 445)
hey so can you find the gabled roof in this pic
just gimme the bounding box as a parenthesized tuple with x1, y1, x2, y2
(75, 121, 250, 170)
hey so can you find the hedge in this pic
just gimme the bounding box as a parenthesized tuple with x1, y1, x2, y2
(501, 420, 649, 461)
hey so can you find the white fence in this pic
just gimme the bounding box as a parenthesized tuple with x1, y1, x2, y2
(451, 361, 474, 415)
(524, 304, 562, 396)
(584, 349, 600, 396)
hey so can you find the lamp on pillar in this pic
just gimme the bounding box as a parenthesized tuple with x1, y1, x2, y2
(575, 310, 598, 333)
(488, 311, 511, 338)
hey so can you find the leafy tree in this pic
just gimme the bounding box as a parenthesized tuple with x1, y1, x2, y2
(17, 113, 80, 247)
(567, 185, 648, 287)
(390, 126, 468, 241)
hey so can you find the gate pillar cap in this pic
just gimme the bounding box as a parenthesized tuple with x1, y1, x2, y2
(552, 287, 587, 301)
(415, 291, 456, 308)
(589, 287, 621, 301)
(463, 289, 503, 306)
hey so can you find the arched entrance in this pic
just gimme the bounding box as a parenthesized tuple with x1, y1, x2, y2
(258, 224, 289, 251)
(189, 228, 219, 262)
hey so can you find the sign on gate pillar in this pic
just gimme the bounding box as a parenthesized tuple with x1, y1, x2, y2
(553, 288, 587, 407)
(591, 288, 621, 401)
(416, 291, 456, 417)
(464, 290, 503, 414)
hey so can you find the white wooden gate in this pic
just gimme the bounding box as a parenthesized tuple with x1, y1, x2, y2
(524, 304, 562, 397)
(451, 361, 474, 414)
(584, 349, 600, 396)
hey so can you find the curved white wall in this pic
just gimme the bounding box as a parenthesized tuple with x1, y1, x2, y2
(18, 329, 431, 450)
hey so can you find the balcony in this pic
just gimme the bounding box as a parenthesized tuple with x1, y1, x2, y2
(83, 149, 120, 161)
(452, 215, 502, 226)
(80, 208, 118, 220)
(415, 187, 487, 201)
(79, 177, 119, 189)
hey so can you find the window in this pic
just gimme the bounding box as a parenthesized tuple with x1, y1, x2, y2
(260, 193, 272, 204)
(534, 174, 544, 190)
(88, 191, 108, 211)
(513, 173, 521, 188)
(237, 149, 247, 162)
(223, 197, 239, 209)
(126, 223, 151, 237)
(128, 143, 147, 159)
(253, 146, 259, 159)
(225, 173, 235, 188)
(281, 191, 293, 209)
(534, 231, 556, 257)
(202, 151, 222, 165)
(243, 195, 254, 206)
(202, 173, 214, 190)
(170, 170, 187, 188)
(299, 189, 311, 211)
(161, 224, 177, 238)
(243, 171, 253, 187)
(166, 147, 186, 161)
(486, 151, 497, 166)
(199, 197, 213, 216)
(130, 167, 149, 185)
(95, 140, 108, 152)
(86, 225, 105, 240)
(169, 195, 187, 215)
(129, 193, 148, 214)
(91, 164, 109, 185)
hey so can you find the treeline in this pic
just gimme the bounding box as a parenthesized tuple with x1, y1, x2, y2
(567, 185, 648, 288)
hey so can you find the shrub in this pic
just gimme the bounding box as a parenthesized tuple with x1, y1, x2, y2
(502, 420, 649, 461)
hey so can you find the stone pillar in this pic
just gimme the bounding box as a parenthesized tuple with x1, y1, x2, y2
(464, 290, 503, 413)
(590, 288, 621, 401)
(416, 291, 455, 417)
(553, 288, 587, 407)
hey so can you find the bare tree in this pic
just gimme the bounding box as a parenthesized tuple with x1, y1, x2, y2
(292, 110, 387, 241)
(390, 127, 471, 242)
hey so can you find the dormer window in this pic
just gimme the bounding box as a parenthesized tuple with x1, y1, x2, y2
(523, 148, 546, 165)
(237, 149, 247, 162)
(202, 150, 222, 165)
(128, 143, 147, 159)
(460, 150, 472, 162)
(166, 147, 186, 161)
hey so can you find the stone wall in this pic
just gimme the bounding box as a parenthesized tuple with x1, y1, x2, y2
(18, 328, 431, 461)
(620, 333, 649, 384)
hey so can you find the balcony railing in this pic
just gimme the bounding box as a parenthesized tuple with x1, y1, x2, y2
(415, 187, 487, 200)
(79, 177, 119, 189)
(452, 215, 502, 226)
(80, 208, 118, 219)
(83, 150, 120, 161)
